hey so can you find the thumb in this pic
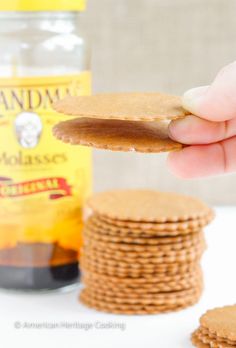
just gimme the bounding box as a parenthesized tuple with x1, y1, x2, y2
(183, 61, 236, 122)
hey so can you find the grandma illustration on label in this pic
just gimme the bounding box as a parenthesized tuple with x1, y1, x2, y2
(15, 112, 43, 149)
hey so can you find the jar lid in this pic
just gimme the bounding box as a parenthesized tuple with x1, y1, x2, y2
(0, 0, 87, 11)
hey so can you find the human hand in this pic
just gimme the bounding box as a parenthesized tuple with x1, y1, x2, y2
(168, 61, 236, 178)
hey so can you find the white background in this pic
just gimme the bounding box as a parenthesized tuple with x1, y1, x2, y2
(0, 207, 235, 348)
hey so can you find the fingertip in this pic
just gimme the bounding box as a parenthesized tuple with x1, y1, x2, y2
(182, 86, 209, 115)
(168, 116, 197, 144)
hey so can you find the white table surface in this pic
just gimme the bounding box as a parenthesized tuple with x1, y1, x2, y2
(0, 207, 235, 348)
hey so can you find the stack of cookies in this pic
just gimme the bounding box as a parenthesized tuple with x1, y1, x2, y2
(192, 305, 236, 347)
(80, 190, 214, 315)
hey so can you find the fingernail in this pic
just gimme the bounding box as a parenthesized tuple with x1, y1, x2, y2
(182, 86, 209, 114)
(168, 116, 192, 142)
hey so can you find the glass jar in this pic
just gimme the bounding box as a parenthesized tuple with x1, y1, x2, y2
(0, 1, 92, 291)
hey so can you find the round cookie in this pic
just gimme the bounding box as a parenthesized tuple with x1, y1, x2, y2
(86, 190, 213, 223)
(196, 329, 235, 348)
(80, 290, 197, 315)
(80, 285, 202, 305)
(80, 251, 200, 272)
(200, 305, 236, 341)
(53, 92, 189, 122)
(53, 118, 183, 153)
(81, 244, 205, 264)
(83, 227, 204, 248)
(84, 238, 206, 258)
(81, 268, 202, 284)
(88, 214, 213, 234)
(83, 272, 202, 293)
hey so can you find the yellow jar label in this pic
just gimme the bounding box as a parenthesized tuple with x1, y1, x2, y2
(0, 72, 92, 255)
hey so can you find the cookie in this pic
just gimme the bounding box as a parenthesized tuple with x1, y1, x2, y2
(83, 227, 204, 247)
(82, 244, 205, 265)
(88, 214, 213, 234)
(81, 259, 203, 278)
(86, 190, 213, 222)
(86, 217, 205, 240)
(53, 92, 189, 122)
(196, 329, 235, 348)
(82, 271, 202, 293)
(199, 327, 236, 346)
(80, 290, 197, 315)
(200, 305, 236, 341)
(83, 238, 206, 255)
(53, 118, 183, 153)
(82, 282, 201, 304)
(80, 285, 202, 305)
(81, 268, 202, 284)
(96, 213, 214, 232)
(81, 251, 200, 271)
(192, 331, 210, 348)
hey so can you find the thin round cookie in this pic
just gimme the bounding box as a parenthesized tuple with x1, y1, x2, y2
(200, 327, 236, 346)
(81, 268, 202, 285)
(83, 236, 205, 253)
(86, 190, 212, 222)
(80, 290, 197, 315)
(81, 259, 203, 278)
(200, 305, 236, 342)
(53, 118, 182, 153)
(83, 227, 204, 248)
(96, 212, 214, 231)
(81, 285, 202, 305)
(82, 244, 205, 264)
(53, 92, 189, 122)
(82, 271, 202, 293)
(196, 329, 235, 348)
(89, 214, 213, 233)
(192, 331, 210, 348)
(80, 251, 200, 271)
(86, 218, 204, 240)
(82, 283, 202, 302)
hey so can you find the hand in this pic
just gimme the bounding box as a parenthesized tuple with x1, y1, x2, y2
(168, 61, 236, 178)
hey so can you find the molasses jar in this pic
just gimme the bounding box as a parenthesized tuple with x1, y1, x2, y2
(0, 0, 92, 290)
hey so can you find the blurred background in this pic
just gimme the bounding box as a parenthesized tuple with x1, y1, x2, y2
(82, 0, 236, 205)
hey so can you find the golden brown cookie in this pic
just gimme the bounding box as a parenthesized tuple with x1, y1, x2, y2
(200, 305, 236, 341)
(192, 331, 210, 348)
(86, 217, 205, 239)
(88, 214, 213, 234)
(53, 118, 182, 153)
(80, 290, 197, 315)
(82, 243, 205, 264)
(86, 190, 212, 222)
(80, 285, 202, 305)
(196, 329, 235, 348)
(82, 269, 202, 293)
(82, 268, 202, 284)
(53, 92, 189, 122)
(83, 236, 205, 254)
(81, 250, 200, 272)
(83, 227, 204, 248)
(199, 327, 236, 346)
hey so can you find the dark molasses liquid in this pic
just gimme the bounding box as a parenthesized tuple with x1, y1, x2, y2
(0, 243, 79, 290)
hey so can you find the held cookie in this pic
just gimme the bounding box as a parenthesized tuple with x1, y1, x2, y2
(53, 92, 189, 122)
(53, 118, 182, 153)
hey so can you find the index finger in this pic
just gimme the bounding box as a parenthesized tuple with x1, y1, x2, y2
(183, 61, 236, 122)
